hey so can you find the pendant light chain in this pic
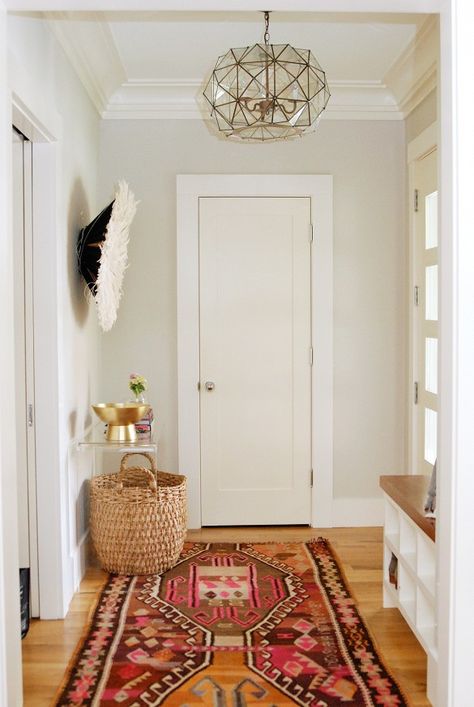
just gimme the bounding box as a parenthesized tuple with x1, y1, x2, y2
(263, 11, 270, 45)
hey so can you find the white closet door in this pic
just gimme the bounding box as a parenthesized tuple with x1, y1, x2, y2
(199, 197, 312, 525)
(12, 127, 39, 616)
(414, 149, 438, 476)
(13, 128, 30, 568)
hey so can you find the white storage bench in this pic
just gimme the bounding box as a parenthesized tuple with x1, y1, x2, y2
(380, 475, 437, 705)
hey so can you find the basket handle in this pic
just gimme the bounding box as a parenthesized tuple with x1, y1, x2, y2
(117, 466, 157, 492)
(120, 452, 157, 475)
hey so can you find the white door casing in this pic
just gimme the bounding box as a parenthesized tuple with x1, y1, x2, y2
(177, 175, 333, 529)
(199, 197, 312, 525)
(11, 97, 64, 620)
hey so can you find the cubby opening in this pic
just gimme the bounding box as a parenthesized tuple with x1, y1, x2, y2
(399, 514, 417, 572)
(399, 564, 416, 623)
(417, 531, 436, 600)
(384, 498, 400, 549)
(416, 586, 437, 652)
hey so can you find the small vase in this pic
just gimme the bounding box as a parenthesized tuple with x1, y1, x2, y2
(133, 393, 146, 404)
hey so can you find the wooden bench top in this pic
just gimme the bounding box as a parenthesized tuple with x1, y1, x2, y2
(380, 475, 436, 541)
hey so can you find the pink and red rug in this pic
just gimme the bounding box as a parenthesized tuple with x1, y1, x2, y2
(56, 539, 407, 706)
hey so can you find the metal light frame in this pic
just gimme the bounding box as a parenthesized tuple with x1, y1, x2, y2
(203, 11, 330, 141)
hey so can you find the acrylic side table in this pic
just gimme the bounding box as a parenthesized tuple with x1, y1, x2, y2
(77, 425, 157, 476)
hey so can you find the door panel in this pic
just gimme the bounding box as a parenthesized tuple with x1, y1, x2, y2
(199, 197, 311, 525)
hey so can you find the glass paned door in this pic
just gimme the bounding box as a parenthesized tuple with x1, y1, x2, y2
(414, 148, 438, 476)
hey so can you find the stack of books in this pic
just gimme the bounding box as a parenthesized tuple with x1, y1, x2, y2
(135, 407, 154, 438)
(388, 553, 398, 589)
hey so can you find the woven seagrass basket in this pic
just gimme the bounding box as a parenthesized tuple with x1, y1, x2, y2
(89, 452, 187, 575)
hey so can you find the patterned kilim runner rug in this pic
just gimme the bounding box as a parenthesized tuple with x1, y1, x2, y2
(56, 539, 407, 706)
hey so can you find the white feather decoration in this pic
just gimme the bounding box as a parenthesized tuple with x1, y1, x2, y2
(95, 181, 138, 332)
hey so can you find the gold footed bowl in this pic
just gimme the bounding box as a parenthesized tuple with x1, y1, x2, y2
(92, 403, 150, 442)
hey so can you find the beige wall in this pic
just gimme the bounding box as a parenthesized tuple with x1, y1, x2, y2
(99, 118, 407, 503)
(406, 89, 437, 143)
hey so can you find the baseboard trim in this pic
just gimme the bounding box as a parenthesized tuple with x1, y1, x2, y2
(72, 531, 90, 594)
(331, 497, 384, 527)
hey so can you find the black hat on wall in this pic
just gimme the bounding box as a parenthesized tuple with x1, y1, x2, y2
(77, 201, 114, 297)
(76, 181, 138, 332)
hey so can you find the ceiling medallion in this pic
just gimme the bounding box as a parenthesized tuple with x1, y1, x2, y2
(203, 11, 330, 142)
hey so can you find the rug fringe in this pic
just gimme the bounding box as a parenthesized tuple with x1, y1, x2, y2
(52, 572, 109, 705)
(312, 538, 413, 707)
(231, 536, 331, 545)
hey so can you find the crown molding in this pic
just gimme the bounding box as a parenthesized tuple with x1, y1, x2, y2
(103, 79, 204, 120)
(46, 11, 126, 115)
(384, 14, 438, 117)
(102, 78, 403, 121)
(44, 13, 435, 122)
(325, 80, 402, 121)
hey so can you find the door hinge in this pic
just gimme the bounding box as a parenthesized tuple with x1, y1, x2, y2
(414, 381, 419, 405)
(414, 189, 419, 213)
(310, 469, 314, 487)
(27, 403, 34, 427)
(309, 347, 314, 366)
(309, 224, 314, 243)
(414, 285, 419, 307)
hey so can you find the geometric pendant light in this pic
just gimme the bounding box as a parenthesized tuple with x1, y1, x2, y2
(203, 11, 330, 141)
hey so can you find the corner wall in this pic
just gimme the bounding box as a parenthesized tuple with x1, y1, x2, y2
(99, 118, 407, 521)
(7, 14, 101, 615)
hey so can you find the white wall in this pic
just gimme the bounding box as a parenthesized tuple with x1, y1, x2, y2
(8, 15, 101, 614)
(99, 118, 406, 506)
(406, 89, 437, 143)
(0, 3, 22, 704)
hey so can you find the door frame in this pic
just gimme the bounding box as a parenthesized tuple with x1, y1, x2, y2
(407, 122, 438, 474)
(11, 97, 64, 620)
(177, 175, 333, 528)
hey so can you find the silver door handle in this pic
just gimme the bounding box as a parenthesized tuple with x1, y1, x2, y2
(205, 381, 215, 391)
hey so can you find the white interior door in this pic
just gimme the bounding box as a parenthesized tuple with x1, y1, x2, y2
(414, 148, 438, 476)
(199, 197, 312, 525)
(12, 127, 39, 616)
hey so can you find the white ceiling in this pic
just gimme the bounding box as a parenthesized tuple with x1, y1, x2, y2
(44, 11, 439, 120)
(108, 14, 421, 81)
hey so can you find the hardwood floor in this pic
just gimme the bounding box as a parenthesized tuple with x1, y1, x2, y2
(22, 527, 430, 706)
